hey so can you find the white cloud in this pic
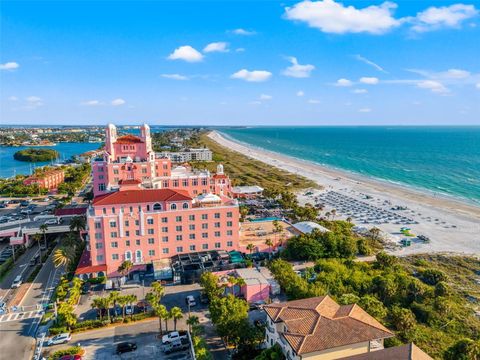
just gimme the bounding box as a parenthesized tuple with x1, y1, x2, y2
(0, 62, 20, 71)
(335, 78, 353, 87)
(282, 57, 315, 78)
(25, 96, 43, 109)
(260, 94, 272, 100)
(235, 48, 246, 53)
(308, 99, 320, 104)
(82, 100, 102, 106)
(203, 42, 229, 53)
(161, 74, 189, 81)
(231, 69, 272, 82)
(8, 96, 18, 101)
(412, 4, 478, 32)
(416, 80, 449, 94)
(359, 76, 379, 84)
(352, 89, 368, 94)
(111, 98, 126, 106)
(297, 90, 305, 97)
(168, 45, 203, 62)
(443, 68, 471, 79)
(476, 83, 480, 89)
(358, 108, 372, 112)
(231, 28, 256, 35)
(285, 0, 401, 34)
(249, 101, 262, 105)
(354, 55, 387, 73)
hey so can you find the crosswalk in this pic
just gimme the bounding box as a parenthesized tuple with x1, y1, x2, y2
(0, 310, 43, 323)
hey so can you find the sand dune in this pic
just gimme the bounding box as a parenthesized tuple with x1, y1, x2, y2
(209, 131, 480, 256)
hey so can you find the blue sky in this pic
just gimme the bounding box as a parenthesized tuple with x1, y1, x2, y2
(1, 0, 479, 126)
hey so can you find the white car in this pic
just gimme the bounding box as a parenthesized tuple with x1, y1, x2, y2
(185, 295, 196, 307)
(11, 275, 22, 289)
(47, 332, 71, 346)
(44, 218, 58, 225)
(125, 304, 134, 315)
(161, 331, 187, 345)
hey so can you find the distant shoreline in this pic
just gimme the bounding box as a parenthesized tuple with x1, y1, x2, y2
(208, 130, 480, 255)
(216, 130, 480, 211)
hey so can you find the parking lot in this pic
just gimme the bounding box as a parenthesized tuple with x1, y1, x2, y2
(45, 321, 194, 360)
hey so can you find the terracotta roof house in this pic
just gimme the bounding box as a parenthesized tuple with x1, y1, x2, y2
(263, 296, 394, 360)
(340, 343, 433, 360)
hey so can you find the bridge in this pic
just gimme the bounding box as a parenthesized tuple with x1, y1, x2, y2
(0, 217, 74, 247)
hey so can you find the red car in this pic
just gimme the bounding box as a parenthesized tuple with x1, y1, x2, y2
(59, 355, 82, 360)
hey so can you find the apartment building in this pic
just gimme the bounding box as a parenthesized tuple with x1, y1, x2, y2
(84, 187, 240, 278)
(23, 168, 65, 190)
(157, 148, 213, 162)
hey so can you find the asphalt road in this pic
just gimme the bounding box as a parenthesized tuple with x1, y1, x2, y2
(0, 242, 63, 360)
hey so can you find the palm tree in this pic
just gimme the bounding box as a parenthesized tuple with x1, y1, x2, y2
(69, 215, 86, 234)
(126, 294, 137, 319)
(118, 260, 133, 280)
(369, 227, 381, 241)
(158, 304, 169, 334)
(91, 297, 105, 321)
(186, 315, 199, 334)
(246, 243, 255, 255)
(117, 295, 129, 320)
(155, 304, 168, 334)
(164, 307, 173, 332)
(325, 211, 331, 220)
(265, 238, 274, 254)
(101, 296, 112, 322)
(32, 233, 43, 255)
(346, 217, 353, 224)
(331, 209, 337, 220)
(170, 307, 183, 331)
(109, 291, 120, 319)
(53, 247, 73, 268)
(39, 223, 48, 248)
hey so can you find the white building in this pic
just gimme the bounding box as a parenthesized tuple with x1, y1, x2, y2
(156, 148, 213, 162)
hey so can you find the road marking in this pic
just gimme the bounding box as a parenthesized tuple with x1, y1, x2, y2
(0, 310, 43, 324)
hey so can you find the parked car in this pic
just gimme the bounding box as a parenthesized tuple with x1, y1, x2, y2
(162, 338, 189, 354)
(200, 292, 209, 304)
(125, 304, 134, 315)
(162, 331, 187, 345)
(11, 275, 23, 288)
(47, 332, 71, 346)
(116, 342, 137, 354)
(44, 218, 58, 225)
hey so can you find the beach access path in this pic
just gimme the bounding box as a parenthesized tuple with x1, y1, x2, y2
(208, 131, 480, 256)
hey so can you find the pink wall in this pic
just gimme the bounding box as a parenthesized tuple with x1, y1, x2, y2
(88, 197, 240, 276)
(242, 283, 270, 303)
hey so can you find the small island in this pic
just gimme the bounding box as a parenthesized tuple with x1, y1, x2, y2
(13, 148, 59, 162)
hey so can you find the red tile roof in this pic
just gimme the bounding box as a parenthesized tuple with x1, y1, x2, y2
(93, 188, 192, 206)
(264, 296, 393, 355)
(115, 134, 144, 144)
(75, 249, 107, 275)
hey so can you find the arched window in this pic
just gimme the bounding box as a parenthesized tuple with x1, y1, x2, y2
(170, 203, 177, 210)
(182, 202, 189, 209)
(153, 203, 162, 211)
(125, 251, 132, 261)
(135, 250, 142, 263)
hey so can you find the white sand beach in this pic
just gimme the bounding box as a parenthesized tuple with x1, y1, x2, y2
(209, 131, 480, 257)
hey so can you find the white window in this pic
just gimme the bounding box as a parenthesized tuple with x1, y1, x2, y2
(125, 251, 132, 261)
(162, 236, 168, 243)
(112, 254, 119, 260)
(202, 244, 208, 250)
(111, 241, 118, 248)
(110, 232, 118, 238)
(215, 242, 221, 249)
(135, 250, 142, 263)
(153, 203, 162, 211)
(148, 238, 155, 244)
(176, 235, 183, 241)
(109, 221, 116, 228)
(163, 248, 169, 254)
(95, 243, 103, 249)
(148, 250, 155, 256)
(147, 218, 154, 225)
(148, 228, 154, 235)
(96, 255, 103, 262)
(176, 246, 183, 253)
(95, 233, 102, 240)
(227, 230, 233, 236)
(183, 202, 189, 209)
(189, 245, 196, 251)
(214, 231, 221, 237)
(171, 203, 177, 210)
(227, 241, 233, 247)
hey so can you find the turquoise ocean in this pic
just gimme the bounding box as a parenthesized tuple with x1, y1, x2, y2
(219, 127, 480, 206)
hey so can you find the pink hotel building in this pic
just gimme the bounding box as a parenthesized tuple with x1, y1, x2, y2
(79, 124, 240, 279)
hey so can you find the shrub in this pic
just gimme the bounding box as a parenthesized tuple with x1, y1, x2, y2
(48, 345, 82, 360)
(72, 319, 108, 332)
(0, 258, 14, 279)
(87, 276, 105, 284)
(49, 326, 68, 335)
